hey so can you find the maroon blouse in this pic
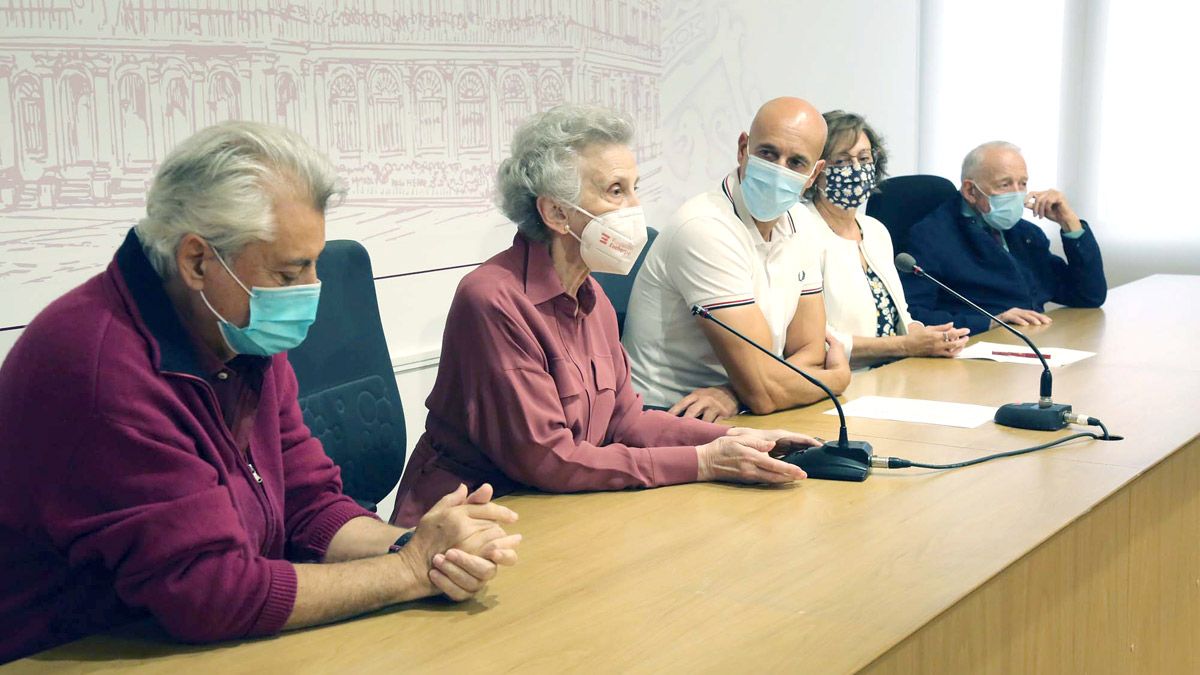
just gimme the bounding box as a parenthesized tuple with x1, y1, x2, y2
(391, 235, 727, 526)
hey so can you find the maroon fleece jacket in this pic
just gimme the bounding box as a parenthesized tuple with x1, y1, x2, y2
(0, 230, 373, 662)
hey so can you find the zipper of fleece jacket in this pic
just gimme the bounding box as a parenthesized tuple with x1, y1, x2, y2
(166, 371, 277, 557)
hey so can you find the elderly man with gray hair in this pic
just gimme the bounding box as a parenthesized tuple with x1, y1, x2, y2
(901, 141, 1107, 335)
(391, 104, 816, 527)
(0, 121, 521, 663)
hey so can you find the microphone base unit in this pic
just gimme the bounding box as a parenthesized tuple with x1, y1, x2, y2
(779, 440, 874, 482)
(994, 402, 1072, 431)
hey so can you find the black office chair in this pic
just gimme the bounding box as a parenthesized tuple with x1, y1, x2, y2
(287, 240, 406, 513)
(592, 227, 658, 336)
(866, 175, 959, 254)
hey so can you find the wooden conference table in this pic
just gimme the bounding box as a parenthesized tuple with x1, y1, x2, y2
(8, 274, 1199, 674)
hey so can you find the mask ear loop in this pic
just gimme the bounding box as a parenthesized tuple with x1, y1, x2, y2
(966, 180, 992, 215)
(208, 244, 255, 297)
(198, 287, 241, 356)
(199, 290, 234, 325)
(561, 202, 600, 244)
(198, 243, 252, 338)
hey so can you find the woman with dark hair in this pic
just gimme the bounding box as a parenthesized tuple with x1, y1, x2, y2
(801, 110, 970, 368)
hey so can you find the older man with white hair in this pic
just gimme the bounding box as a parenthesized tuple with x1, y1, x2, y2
(0, 121, 520, 663)
(901, 141, 1107, 334)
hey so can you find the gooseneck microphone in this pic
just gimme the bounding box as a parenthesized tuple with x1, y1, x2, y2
(691, 304, 872, 481)
(894, 253, 1071, 431)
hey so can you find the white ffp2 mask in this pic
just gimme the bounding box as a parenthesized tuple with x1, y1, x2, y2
(565, 203, 649, 275)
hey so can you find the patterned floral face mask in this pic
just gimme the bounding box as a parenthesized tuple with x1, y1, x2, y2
(822, 163, 876, 210)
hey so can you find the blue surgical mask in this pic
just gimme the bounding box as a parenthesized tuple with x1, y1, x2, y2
(740, 155, 813, 222)
(199, 246, 321, 357)
(973, 183, 1026, 231)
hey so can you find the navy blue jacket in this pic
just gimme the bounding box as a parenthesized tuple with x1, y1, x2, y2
(901, 198, 1107, 334)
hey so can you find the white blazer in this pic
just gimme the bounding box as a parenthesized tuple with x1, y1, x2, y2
(797, 204, 916, 359)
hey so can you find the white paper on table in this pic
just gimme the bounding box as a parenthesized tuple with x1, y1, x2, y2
(955, 340, 1095, 368)
(824, 395, 997, 429)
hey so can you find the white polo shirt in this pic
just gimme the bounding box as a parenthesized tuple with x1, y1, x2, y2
(623, 170, 824, 408)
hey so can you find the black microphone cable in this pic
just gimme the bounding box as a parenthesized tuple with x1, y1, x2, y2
(871, 417, 1122, 471)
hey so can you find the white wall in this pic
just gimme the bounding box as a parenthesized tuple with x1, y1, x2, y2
(918, 0, 1067, 188)
(1083, 0, 1200, 286)
(654, 0, 920, 230)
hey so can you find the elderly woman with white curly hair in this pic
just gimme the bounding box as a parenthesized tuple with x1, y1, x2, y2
(391, 104, 816, 527)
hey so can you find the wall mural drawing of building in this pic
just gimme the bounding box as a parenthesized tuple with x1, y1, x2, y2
(0, 0, 663, 328)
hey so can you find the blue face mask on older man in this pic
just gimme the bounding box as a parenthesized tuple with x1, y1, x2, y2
(199, 245, 322, 357)
(740, 155, 813, 222)
(973, 183, 1027, 232)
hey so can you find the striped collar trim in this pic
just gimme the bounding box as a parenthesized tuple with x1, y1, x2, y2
(721, 172, 797, 238)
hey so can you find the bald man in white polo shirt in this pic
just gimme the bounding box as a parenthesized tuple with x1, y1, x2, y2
(623, 97, 851, 421)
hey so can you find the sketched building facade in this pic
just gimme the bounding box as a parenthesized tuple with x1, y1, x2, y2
(0, 0, 661, 209)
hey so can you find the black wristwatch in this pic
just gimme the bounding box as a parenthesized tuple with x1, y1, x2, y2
(388, 530, 415, 554)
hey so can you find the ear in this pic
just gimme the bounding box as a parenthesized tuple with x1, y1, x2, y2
(536, 196, 572, 236)
(961, 180, 987, 213)
(806, 159, 826, 189)
(175, 233, 209, 292)
(737, 132, 750, 164)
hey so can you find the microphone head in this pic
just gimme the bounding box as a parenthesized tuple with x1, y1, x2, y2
(894, 253, 917, 274)
(691, 304, 708, 318)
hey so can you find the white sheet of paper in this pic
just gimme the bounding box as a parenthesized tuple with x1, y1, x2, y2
(824, 395, 997, 428)
(955, 340, 1095, 368)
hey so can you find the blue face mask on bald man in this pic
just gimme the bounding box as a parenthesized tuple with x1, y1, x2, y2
(740, 155, 814, 222)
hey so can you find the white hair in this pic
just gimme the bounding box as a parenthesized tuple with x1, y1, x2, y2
(135, 120, 346, 277)
(961, 140, 1022, 182)
(496, 104, 635, 242)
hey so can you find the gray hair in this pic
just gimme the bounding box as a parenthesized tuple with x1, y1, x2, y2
(136, 120, 346, 277)
(496, 104, 635, 242)
(961, 140, 1022, 182)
